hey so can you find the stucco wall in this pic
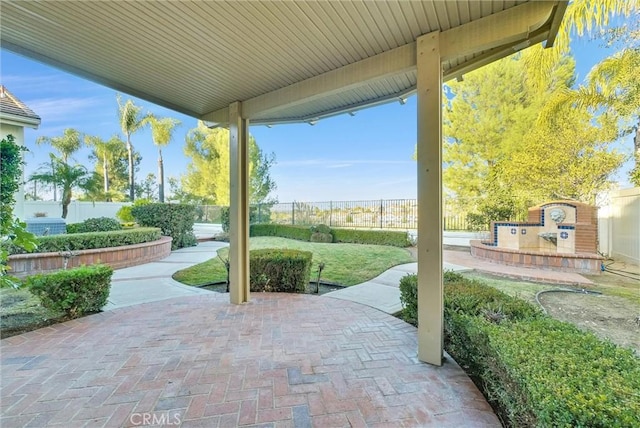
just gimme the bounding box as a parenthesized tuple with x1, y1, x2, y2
(22, 201, 131, 223)
(599, 187, 640, 265)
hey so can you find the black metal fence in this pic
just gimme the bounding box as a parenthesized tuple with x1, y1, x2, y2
(198, 199, 474, 230)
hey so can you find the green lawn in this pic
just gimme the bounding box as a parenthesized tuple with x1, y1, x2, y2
(172, 236, 415, 286)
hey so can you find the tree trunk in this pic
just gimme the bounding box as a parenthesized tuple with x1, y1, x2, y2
(103, 155, 110, 201)
(158, 148, 164, 203)
(61, 189, 71, 219)
(127, 136, 135, 201)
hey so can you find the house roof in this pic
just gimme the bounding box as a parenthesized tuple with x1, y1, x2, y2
(0, 85, 41, 128)
(0, 1, 566, 126)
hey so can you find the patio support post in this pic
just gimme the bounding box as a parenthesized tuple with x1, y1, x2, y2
(229, 101, 250, 304)
(416, 31, 443, 366)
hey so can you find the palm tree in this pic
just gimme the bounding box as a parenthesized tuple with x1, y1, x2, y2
(84, 135, 127, 200)
(117, 94, 145, 201)
(36, 128, 83, 201)
(29, 155, 93, 219)
(142, 114, 181, 202)
(539, 48, 640, 185)
(524, 0, 637, 86)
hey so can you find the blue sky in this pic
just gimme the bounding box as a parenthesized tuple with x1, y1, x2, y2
(0, 29, 633, 203)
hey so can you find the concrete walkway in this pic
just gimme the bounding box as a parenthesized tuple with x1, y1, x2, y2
(103, 241, 228, 311)
(322, 261, 470, 314)
(104, 233, 593, 315)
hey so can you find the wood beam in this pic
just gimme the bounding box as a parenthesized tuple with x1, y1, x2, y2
(201, 1, 562, 126)
(439, 1, 554, 60)
(228, 101, 250, 305)
(416, 31, 443, 366)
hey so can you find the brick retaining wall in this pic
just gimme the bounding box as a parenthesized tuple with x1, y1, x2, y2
(470, 240, 602, 274)
(8, 236, 173, 277)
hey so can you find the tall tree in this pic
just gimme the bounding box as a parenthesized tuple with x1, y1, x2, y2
(36, 128, 82, 162)
(523, 0, 637, 87)
(29, 155, 94, 218)
(540, 48, 640, 185)
(443, 54, 574, 213)
(117, 95, 145, 201)
(36, 128, 83, 201)
(84, 135, 126, 201)
(504, 107, 624, 204)
(136, 173, 158, 200)
(182, 122, 277, 205)
(142, 114, 180, 202)
(443, 53, 624, 214)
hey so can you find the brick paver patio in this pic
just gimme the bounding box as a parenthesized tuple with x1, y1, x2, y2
(1, 293, 500, 427)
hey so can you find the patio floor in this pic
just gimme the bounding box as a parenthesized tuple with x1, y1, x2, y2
(1, 293, 500, 427)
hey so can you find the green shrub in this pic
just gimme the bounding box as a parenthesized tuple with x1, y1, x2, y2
(332, 228, 411, 247)
(399, 271, 467, 324)
(221, 206, 230, 232)
(131, 203, 197, 250)
(444, 280, 542, 321)
(250, 224, 313, 242)
(5, 228, 161, 255)
(431, 276, 640, 427)
(309, 224, 333, 243)
(446, 314, 640, 427)
(66, 217, 121, 234)
(65, 223, 83, 234)
(399, 274, 418, 323)
(222, 206, 272, 233)
(249, 248, 312, 293)
(27, 264, 113, 318)
(116, 198, 151, 223)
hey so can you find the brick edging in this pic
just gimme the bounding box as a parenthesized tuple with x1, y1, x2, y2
(8, 236, 173, 277)
(469, 239, 603, 274)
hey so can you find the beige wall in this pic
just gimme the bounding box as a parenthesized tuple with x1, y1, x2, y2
(23, 201, 130, 223)
(599, 188, 640, 265)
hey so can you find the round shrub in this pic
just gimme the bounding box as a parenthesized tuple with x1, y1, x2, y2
(27, 264, 113, 318)
(81, 217, 122, 233)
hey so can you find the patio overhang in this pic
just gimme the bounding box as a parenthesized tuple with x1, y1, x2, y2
(1, 0, 567, 366)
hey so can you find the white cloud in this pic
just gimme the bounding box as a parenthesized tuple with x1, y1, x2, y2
(28, 96, 104, 123)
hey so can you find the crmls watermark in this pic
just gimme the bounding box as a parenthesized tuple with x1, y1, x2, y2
(129, 412, 182, 426)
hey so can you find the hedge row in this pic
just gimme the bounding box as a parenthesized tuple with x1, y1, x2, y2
(132, 203, 197, 250)
(249, 223, 411, 247)
(249, 248, 312, 293)
(28, 264, 113, 318)
(5, 228, 161, 255)
(250, 224, 313, 241)
(399, 274, 640, 427)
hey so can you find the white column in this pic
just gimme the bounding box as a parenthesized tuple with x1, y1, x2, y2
(228, 101, 250, 304)
(416, 32, 443, 366)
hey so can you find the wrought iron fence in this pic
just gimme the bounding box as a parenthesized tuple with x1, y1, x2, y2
(197, 199, 527, 231)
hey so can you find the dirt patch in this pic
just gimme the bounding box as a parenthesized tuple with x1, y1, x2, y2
(538, 291, 639, 353)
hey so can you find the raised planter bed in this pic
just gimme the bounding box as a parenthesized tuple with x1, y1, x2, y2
(8, 236, 173, 277)
(470, 239, 603, 274)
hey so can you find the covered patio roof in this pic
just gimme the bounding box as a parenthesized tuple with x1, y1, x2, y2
(1, 0, 567, 366)
(2, 1, 564, 125)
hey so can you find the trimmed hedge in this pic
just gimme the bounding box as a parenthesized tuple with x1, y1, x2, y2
(250, 224, 313, 242)
(332, 228, 411, 247)
(27, 264, 113, 318)
(398, 274, 640, 427)
(250, 223, 411, 247)
(249, 248, 312, 293)
(66, 217, 122, 234)
(132, 203, 197, 250)
(4, 228, 161, 255)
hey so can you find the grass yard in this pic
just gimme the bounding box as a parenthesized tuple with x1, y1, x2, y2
(173, 236, 415, 286)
